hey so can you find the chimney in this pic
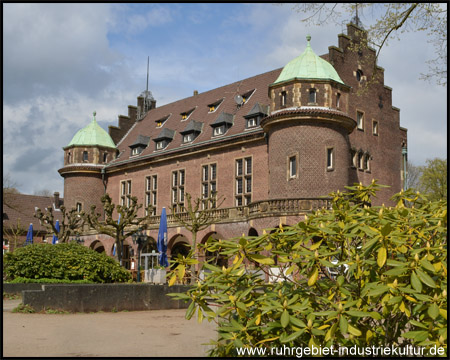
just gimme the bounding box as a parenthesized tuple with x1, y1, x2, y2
(193, 90, 198, 96)
(54, 192, 60, 209)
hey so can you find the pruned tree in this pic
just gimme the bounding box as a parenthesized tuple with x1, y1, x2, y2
(84, 193, 153, 265)
(33, 189, 53, 197)
(34, 205, 85, 243)
(289, 3, 447, 86)
(169, 192, 225, 282)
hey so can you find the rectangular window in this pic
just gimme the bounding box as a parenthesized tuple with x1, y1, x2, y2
(357, 111, 364, 130)
(289, 156, 297, 178)
(201, 163, 218, 209)
(120, 180, 132, 207)
(336, 93, 341, 108)
(309, 89, 316, 104)
(373, 120, 378, 136)
(246, 117, 257, 128)
(156, 141, 164, 150)
(83, 151, 88, 162)
(145, 175, 157, 216)
(76, 202, 82, 212)
(213, 126, 224, 136)
(281, 91, 287, 107)
(236, 157, 252, 206)
(364, 154, 369, 170)
(171, 170, 185, 213)
(183, 133, 193, 143)
(327, 148, 334, 170)
(358, 152, 364, 170)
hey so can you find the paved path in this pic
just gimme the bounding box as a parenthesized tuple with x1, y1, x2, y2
(3, 299, 216, 357)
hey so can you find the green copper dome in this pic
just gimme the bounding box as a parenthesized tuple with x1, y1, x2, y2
(273, 35, 345, 85)
(66, 112, 116, 149)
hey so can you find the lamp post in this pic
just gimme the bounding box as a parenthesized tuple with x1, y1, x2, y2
(132, 228, 148, 282)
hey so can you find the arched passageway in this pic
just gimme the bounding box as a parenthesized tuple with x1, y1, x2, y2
(90, 240, 105, 254)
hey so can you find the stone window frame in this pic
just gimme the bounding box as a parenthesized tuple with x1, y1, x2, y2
(120, 179, 132, 207)
(171, 169, 186, 213)
(280, 91, 287, 108)
(82, 150, 89, 162)
(372, 119, 379, 136)
(201, 163, 218, 209)
(356, 110, 365, 131)
(326, 147, 335, 171)
(145, 174, 158, 216)
(235, 156, 252, 207)
(287, 153, 299, 180)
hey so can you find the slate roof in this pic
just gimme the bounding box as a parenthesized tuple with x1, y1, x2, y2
(130, 135, 150, 148)
(211, 112, 234, 127)
(106, 67, 282, 167)
(3, 193, 64, 233)
(180, 120, 203, 135)
(245, 103, 269, 118)
(153, 128, 176, 141)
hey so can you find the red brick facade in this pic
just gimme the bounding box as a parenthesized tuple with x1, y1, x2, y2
(59, 23, 407, 266)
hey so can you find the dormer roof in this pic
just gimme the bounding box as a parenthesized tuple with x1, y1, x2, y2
(153, 128, 175, 142)
(129, 135, 150, 148)
(180, 120, 203, 135)
(211, 112, 234, 127)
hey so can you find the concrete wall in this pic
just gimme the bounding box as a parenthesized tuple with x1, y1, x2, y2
(20, 284, 191, 312)
(3, 283, 45, 294)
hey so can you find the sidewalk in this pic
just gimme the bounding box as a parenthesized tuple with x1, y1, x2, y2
(3, 299, 216, 357)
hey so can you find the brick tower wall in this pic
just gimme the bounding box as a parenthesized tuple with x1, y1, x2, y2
(63, 172, 105, 213)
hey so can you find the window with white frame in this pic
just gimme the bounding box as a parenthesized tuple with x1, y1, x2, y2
(171, 170, 185, 213)
(235, 157, 252, 206)
(145, 175, 157, 216)
(246, 117, 257, 129)
(120, 180, 132, 207)
(183, 133, 194, 143)
(289, 156, 297, 178)
(213, 125, 225, 136)
(327, 148, 334, 170)
(357, 111, 364, 130)
(201, 163, 217, 209)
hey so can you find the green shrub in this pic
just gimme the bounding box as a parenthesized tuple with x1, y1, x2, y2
(169, 182, 447, 356)
(3, 242, 131, 283)
(6, 277, 94, 284)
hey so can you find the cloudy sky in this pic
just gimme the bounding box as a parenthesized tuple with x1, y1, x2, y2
(3, 3, 447, 196)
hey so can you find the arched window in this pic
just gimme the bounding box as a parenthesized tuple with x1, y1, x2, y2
(309, 88, 317, 104)
(356, 69, 363, 82)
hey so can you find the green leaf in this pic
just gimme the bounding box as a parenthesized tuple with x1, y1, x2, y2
(348, 324, 362, 337)
(339, 315, 348, 335)
(280, 329, 305, 343)
(281, 309, 290, 328)
(345, 310, 372, 317)
(236, 301, 246, 311)
(402, 330, 428, 342)
(185, 301, 196, 320)
(420, 259, 436, 273)
(307, 266, 319, 286)
(377, 247, 387, 268)
(380, 223, 392, 237)
(248, 254, 274, 265)
(415, 268, 436, 288)
(410, 271, 423, 292)
(313, 310, 338, 317)
(428, 303, 439, 319)
(409, 320, 428, 329)
(367, 285, 390, 297)
(289, 317, 306, 328)
(383, 267, 409, 276)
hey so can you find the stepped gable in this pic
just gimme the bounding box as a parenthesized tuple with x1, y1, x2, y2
(108, 68, 282, 165)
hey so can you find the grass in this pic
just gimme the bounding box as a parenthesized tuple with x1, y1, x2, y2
(3, 292, 21, 300)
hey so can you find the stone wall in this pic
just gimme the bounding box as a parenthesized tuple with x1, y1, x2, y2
(20, 284, 191, 312)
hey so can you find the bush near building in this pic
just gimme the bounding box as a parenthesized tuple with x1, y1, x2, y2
(3, 242, 131, 283)
(169, 182, 447, 356)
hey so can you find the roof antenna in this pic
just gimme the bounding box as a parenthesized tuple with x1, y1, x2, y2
(145, 56, 149, 113)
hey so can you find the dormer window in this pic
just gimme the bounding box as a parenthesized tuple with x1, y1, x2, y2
(246, 117, 257, 128)
(213, 125, 225, 136)
(155, 115, 170, 128)
(211, 112, 233, 137)
(241, 89, 255, 104)
(180, 108, 195, 121)
(181, 120, 202, 144)
(208, 99, 224, 113)
(153, 128, 175, 151)
(129, 135, 150, 156)
(183, 133, 193, 143)
(309, 88, 317, 104)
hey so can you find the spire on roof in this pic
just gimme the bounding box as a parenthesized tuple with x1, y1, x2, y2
(93, 111, 97, 123)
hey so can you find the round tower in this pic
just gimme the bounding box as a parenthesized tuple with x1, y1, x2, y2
(58, 112, 118, 213)
(263, 36, 356, 199)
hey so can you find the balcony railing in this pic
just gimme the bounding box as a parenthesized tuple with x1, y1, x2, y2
(143, 198, 331, 229)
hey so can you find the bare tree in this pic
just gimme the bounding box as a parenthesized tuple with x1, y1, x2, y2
(84, 193, 153, 265)
(2, 219, 26, 251)
(170, 192, 225, 278)
(406, 162, 423, 191)
(34, 205, 85, 243)
(33, 189, 53, 197)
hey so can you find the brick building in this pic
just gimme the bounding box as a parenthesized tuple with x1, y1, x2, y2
(58, 24, 407, 268)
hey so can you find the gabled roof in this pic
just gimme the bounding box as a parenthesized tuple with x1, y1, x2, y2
(153, 128, 175, 142)
(180, 120, 203, 135)
(129, 135, 150, 148)
(3, 193, 64, 233)
(106, 68, 282, 166)
(211, 112, 234, 127)
(66, 113, 116, 149)
(244, 103, 269, 118)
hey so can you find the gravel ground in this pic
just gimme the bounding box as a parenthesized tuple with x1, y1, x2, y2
(3, 299, 216, 357)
